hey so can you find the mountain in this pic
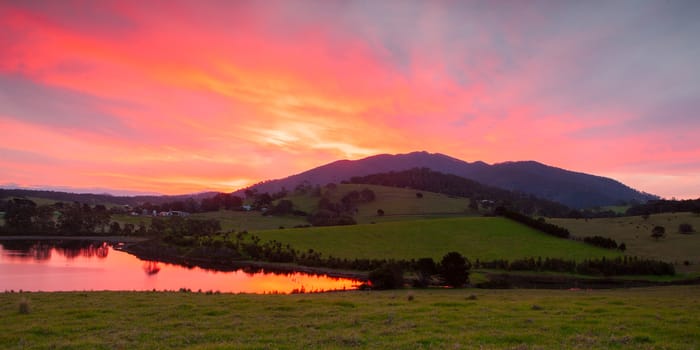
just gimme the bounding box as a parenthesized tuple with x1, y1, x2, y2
(243, 151, 657, 209)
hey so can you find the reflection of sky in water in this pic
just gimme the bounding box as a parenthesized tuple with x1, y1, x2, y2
(0, 241, 361, 293)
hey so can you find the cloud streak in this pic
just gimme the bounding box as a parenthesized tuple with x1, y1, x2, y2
(1, 0, 699, 198)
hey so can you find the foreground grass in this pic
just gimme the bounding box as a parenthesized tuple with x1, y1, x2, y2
(255, 217, 620, 261)
(2, 286, 698, 349)
(551, 212, 700, 273)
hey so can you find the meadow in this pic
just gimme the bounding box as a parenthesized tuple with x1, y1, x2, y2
(2, 286, 698, 349)
(253, 217, 620, 262)
(551, 212, 700, 273)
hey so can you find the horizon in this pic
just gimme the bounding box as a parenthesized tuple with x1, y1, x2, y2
(1, 1, 699, 199)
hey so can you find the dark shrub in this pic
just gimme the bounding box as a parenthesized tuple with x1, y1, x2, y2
(439, 252, 470, 287)
(651, 226, 666, 240)
(679, 223, 694, 234)
(412, 257, 437, 287)
(369, 263, 404, 290)
(18, 298, 30, 314)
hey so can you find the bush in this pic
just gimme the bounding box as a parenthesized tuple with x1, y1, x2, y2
(583, 235, 620, 249)
(651, 226, 666, 240)
(369, 263, 404, 290)
(18, 297, 30, 314)
(412, 257, 437, 287)
(679, 223, 694, 234)
(439, 252, 470, 287)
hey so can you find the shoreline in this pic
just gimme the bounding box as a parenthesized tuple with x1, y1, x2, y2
(4, 235, 700, 289)
(119, 243, 370, 281)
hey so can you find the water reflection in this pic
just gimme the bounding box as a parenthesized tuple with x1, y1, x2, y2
(143, 261, 161, 275)
(0, 240, 361, 293)
(0, 240, 109, 261)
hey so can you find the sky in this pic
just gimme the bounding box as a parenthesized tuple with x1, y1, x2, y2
(1, 0, 699, 199)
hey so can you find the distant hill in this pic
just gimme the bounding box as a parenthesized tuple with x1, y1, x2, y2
(242, 151, 657, 209)
(347, 168, 571, 217)
(0, 188, 218, 206)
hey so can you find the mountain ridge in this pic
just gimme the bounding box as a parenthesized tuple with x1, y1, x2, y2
(242, 151, 657, 209)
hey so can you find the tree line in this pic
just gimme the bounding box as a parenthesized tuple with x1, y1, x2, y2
(477, 256, 674, 276)
(1, 198, 111, 235)
(495, 206, 570, 238)
(625, 198, 700, 216)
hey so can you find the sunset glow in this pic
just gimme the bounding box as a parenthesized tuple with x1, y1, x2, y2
(1, 1, 699, 198)
(0, 242, 360, 293)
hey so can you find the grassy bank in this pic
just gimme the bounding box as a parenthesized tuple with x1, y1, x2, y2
(253, 217, 620, 261)
(2, 286, 699, 349)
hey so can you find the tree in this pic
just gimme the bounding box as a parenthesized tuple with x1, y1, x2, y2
(253, 193, 273, 209)
(651, 226, 666, 240)
(679, 223, 694, 234)
(35, 205, 56, 232)
(92, 205, 111, 233)
(368, 263, 404, 290)
(413, 257, 437, 287)
(469, 198, 479, 211)
(439, 252, 470, 287)
(109, 222, 122, 235)
(4, 198, 38, 232)
(360, 188, 376, 202)
(244, 188, 257, 200)
(57, 202, 85, 234)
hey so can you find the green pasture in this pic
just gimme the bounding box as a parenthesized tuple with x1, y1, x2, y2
(253, 217, 620, 261)
(550, 212, 700, 273)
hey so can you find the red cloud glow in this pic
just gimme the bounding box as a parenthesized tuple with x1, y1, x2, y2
(1, 1, 699, 198)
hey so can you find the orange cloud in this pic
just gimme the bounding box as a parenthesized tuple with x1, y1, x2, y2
(1, 1, 699, 198)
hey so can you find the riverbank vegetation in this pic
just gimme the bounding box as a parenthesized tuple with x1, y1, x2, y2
(2, 286, 699, 349)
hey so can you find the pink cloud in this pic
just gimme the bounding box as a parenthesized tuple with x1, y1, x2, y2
(1, 1, 699, 199)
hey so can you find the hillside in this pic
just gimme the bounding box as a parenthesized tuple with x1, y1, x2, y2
(347, 168, 570, 217)
(282, 183, 476, 224)
(241, 151, 656, 209)
(550, 213, 700, 273)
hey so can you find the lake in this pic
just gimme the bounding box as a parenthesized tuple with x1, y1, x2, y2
(0, 239, 361, 293)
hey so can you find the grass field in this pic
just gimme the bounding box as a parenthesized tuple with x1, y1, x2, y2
(2, 286, 698, 349)
(550, 212, 700, 273)
(253, 217, 620, 261)
(192, 211, 308, 232)
(283, 184, 476, 224)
